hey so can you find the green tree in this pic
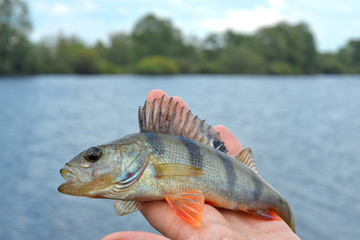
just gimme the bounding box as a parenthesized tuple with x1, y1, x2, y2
(219, 31, 266, 73)
(318, 39, 360, 74)
(106, 32, 130, 66)
(197, 33, 225, 73)
(220, 47, 266, 74)
(174, 36, 201, 73)
(52, 35, 84, 73)
(255, 22, 318, 74)
(223, 31, 257, 49)
(318, 52, 350, 74)
(32, 38, 55, 73)
(130, 14, 184, 63)
(0, 0, 33, 75)
(94, 40, 107, 59)
(93, 40, 123, 73)
(135, 56, 179, 74)
(344, 40, 360, 72)
(34, 34, 103, 74)
(201, 33, 223, 61)
(71, 48, 100, 74)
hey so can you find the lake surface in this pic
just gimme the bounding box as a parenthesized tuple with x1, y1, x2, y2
(1, 75, 359, 240)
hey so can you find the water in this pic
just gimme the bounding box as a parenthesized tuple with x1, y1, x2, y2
(0, 75, 359, 239)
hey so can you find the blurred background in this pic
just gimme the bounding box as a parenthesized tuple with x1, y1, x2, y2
(1, 0, 360, 239)
(1, 0, 360, 75)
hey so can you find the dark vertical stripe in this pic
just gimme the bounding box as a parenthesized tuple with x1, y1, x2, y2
(179, 137, 203, 169)
(144, 132, 165, 155)
(216, 151, 236, 193)
(251, 173, 263, 201)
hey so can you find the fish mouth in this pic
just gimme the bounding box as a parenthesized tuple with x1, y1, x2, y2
(60, 164, 80, 183)
(58, 164, 114, 198)
(58, 164, 84, 196)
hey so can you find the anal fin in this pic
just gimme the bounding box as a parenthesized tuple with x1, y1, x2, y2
(165, 190, 205, 227)
(249, 209, 282, 221)
(114, 200, 144, 216)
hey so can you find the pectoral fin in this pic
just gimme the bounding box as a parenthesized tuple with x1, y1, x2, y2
(114, 200, 144, 216)
(165, 190, 205, 227)
(154, 163, 203, 178)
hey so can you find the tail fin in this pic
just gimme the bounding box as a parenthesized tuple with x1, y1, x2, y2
(275, 199, 296, 233)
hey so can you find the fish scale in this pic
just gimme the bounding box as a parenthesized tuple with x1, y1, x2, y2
(58, 96, 296, 232)
(141, 133, 272, 207)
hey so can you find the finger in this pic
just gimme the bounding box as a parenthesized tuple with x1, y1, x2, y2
(140, 201, 192, 238)
(171, 96, 189, 111)
(102, 231, 169, 240)
(146, 89, 189, 109)
(213, 125, 243, 156)
(140, 201, 229, 239)
(219, 208, 297, 239)
(147, 89, 168, 101)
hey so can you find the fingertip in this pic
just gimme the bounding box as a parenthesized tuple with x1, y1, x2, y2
(172, 96, 189, 110)
(147, 89, 168, 101)
(213, 125, 243, 156)
(146, 90, 189, 110)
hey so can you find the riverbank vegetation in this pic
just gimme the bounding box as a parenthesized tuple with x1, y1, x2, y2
(1, 0, 360, 75)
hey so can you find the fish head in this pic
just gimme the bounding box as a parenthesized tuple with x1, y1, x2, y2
(58, 144, 124, 198)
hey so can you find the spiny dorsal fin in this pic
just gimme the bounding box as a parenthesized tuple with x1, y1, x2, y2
(138, 96, 227, 153)
(236, 148, 259, 174)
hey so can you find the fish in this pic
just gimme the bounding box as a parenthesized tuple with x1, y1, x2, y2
(58, 96, 296, 232)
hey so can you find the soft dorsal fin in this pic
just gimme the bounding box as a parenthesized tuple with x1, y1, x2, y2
(236, 148, 259, 174)
(138, 96, 227, 153)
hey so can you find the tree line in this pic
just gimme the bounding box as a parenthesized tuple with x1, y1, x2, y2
(1, 0, 360, 75)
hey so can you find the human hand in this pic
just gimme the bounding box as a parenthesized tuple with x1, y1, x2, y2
(103, 89, 300, 240)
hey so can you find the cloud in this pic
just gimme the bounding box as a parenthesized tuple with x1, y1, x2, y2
(202, 6, 282, 33)
(266, 0, 286, 10)
(84, 1, 98, 11)
(27, 0, 360, 51)
(52, 3, 72, 15)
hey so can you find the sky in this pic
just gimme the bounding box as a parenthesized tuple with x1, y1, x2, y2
(27, 0, 360, 52)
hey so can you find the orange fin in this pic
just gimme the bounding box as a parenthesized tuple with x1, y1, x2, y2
(250, 209, 282, 221)
(165, 190, 205, 227)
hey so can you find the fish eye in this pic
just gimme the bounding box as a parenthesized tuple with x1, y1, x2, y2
(84, 147, 102, 162)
